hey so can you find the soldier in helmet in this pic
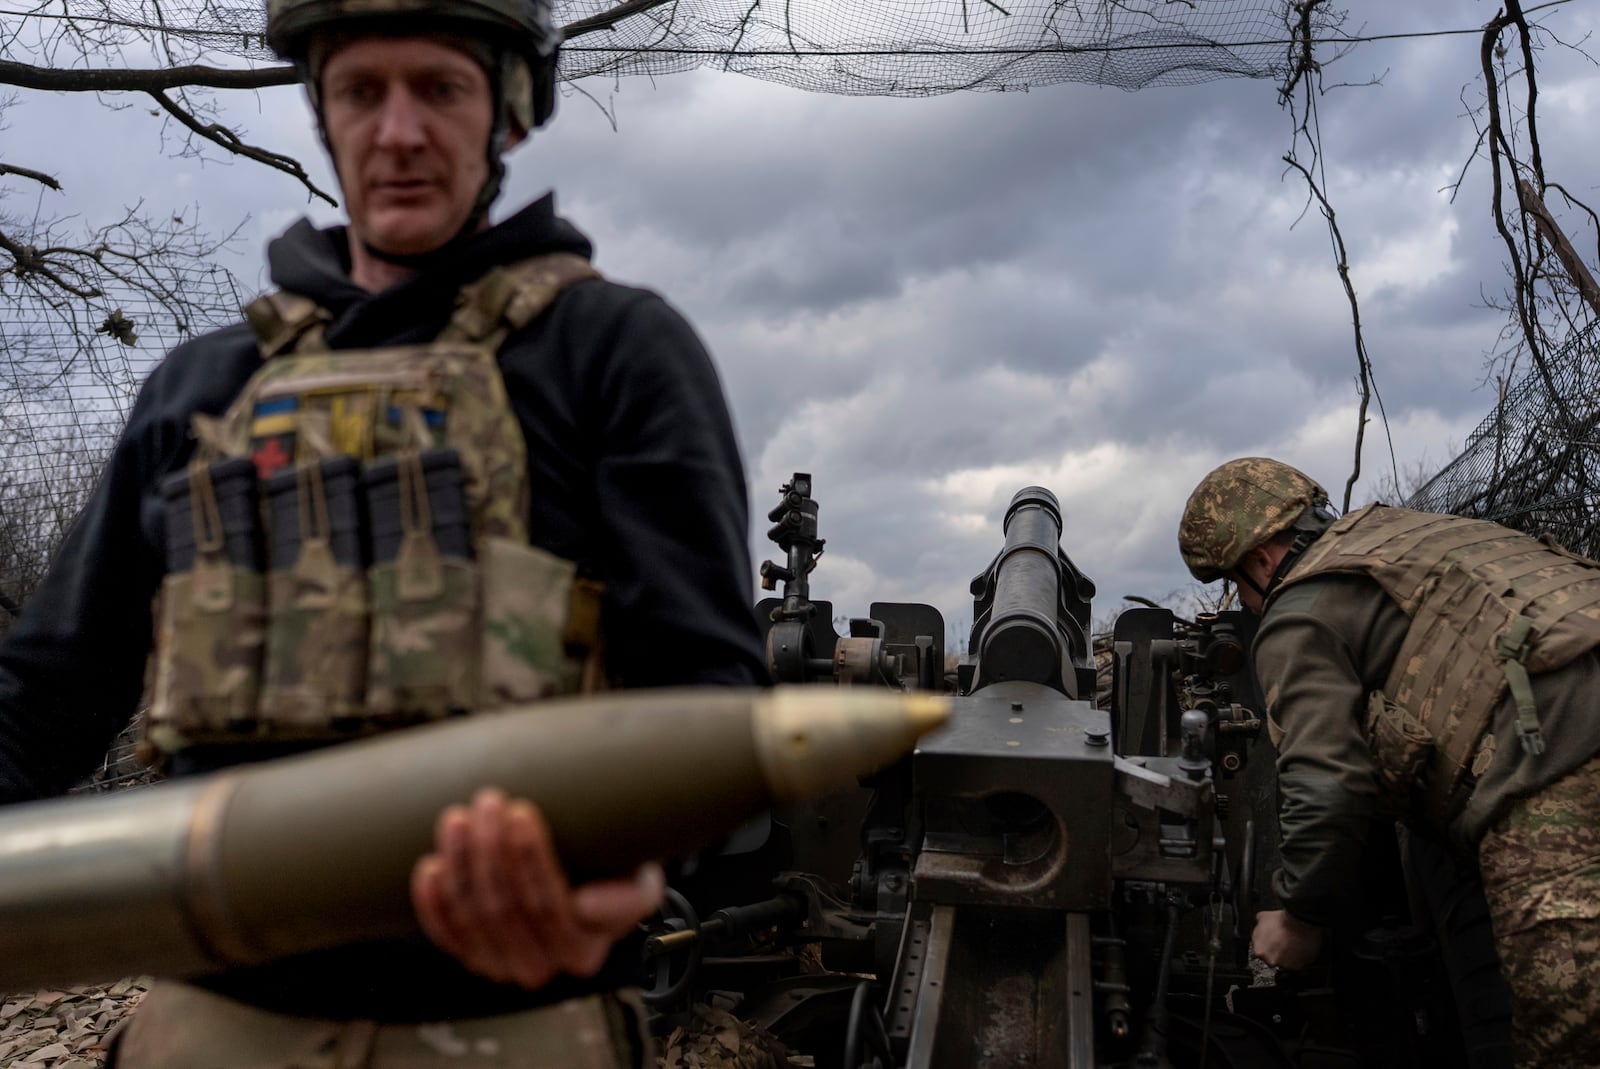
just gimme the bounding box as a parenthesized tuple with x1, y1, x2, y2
(1179, 456, 1600, 1068)
(0, 0, 768, 1064)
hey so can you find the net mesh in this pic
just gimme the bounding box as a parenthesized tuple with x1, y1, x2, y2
(0, 268, 241, 628)
(555, 0, 1317, 94)
(7, 0, 1334, 93)
(1406, 322, 1600, 559)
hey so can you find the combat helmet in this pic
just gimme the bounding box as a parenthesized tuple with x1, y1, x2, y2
(1178, 457, 1330, 582)
(266, 0, 561, 131)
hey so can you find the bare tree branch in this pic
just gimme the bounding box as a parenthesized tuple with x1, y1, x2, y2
(0, 162, 60, 189)
(1518, 177, 1600, 318)
(563, 0, 679, 39)
(0, 226, 104, 299)
(0, 56, 293, 92)
(1277, 0, 1396, 509)
(1545, 180, 1600, 264)
(1478, 2, 1583, 423)
(1441, 85, 1488, 204)
(1485, 10, 1542, 349)
(2, 204, 245, 342)
(1281, 152, 1386, 513)
(148, 88, 336, 206)
(1419, 2, 1600, 562)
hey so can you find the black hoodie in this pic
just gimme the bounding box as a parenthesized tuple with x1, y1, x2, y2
(0, 196, 766, 1015)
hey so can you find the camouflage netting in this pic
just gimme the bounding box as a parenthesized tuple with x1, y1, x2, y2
(0, 978, 151, 1067)
(557, 0, 1331, 95)
(1406, 321, 1600, 560)
(19, 0, 1338, 94)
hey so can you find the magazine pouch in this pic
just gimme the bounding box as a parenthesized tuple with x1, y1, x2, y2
(364, 448, 478, 721)
(148, 458, 266, 751)
(259, 456, 369, 734)
(1365, 690, 1433, 804)
(479, 536, 606, 704)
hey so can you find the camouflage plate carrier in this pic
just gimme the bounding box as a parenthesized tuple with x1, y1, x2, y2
(146, 253, 603, 755)
(1269, 504, 1600, 824)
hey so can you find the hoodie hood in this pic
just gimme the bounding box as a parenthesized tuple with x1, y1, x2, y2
(264, 193, 594, 349)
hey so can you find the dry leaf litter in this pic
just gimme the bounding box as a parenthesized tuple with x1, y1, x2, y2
(656, 1003, 809, 1069)
(0, 978, 149, 1068)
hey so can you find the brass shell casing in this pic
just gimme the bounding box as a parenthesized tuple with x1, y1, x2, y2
(0, 686, 946, 991)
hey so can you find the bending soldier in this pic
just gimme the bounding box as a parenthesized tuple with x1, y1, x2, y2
(1178, 456, 1600, 1069)
(0, 0, 768, 1064)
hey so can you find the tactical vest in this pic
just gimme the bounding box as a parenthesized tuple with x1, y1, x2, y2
(1269, 504, 1600, 823)
(146, 253, 604, 756)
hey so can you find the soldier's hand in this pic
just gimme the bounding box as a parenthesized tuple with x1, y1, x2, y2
(410, 787, 666, 990)
(1249, 908, 1323, 971)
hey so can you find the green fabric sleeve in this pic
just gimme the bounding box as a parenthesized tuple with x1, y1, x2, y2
(1255, 577, 1408, 923)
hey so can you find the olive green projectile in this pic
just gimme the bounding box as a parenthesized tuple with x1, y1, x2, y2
(0, 686, 947, 991)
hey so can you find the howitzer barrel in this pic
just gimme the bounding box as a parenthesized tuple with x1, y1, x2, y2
(973, 486, 1070, 691)
(0, 686, 947, 992)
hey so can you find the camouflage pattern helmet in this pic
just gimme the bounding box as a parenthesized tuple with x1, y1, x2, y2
(266, 0, 562, 129)
(1178, 457, 1330, 582)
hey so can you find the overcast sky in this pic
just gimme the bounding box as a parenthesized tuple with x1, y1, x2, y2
(7, 0, 1599, 645)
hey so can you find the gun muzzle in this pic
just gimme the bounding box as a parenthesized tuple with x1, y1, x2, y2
(969, 487, 1076, 693)
(0, 686, 947, 991)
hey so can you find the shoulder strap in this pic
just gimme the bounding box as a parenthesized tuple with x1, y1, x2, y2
(440, 252, 600, 349)
(242, 290, 331, 357)
(241, 253, 597, 357)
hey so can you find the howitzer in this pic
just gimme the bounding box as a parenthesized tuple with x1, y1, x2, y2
(0, 686, 947, 992)
(646, 475, 1501, 1069)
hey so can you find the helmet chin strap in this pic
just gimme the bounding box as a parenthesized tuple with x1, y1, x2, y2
(1242, 522, 1329, 606)
(1264, 506, 1336, 596)
(1233, 565, 1270, 602)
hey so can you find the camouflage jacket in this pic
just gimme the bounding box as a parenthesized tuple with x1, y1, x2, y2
(1254, 568, 1600, 925)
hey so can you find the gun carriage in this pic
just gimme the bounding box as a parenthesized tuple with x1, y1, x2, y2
(644, 474, 1488, 1069)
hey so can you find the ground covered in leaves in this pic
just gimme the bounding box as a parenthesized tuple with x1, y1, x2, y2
(0, 980, 148, 1068)
(655, 1002, 807, 1069)
(0, 985, 818, 1069)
